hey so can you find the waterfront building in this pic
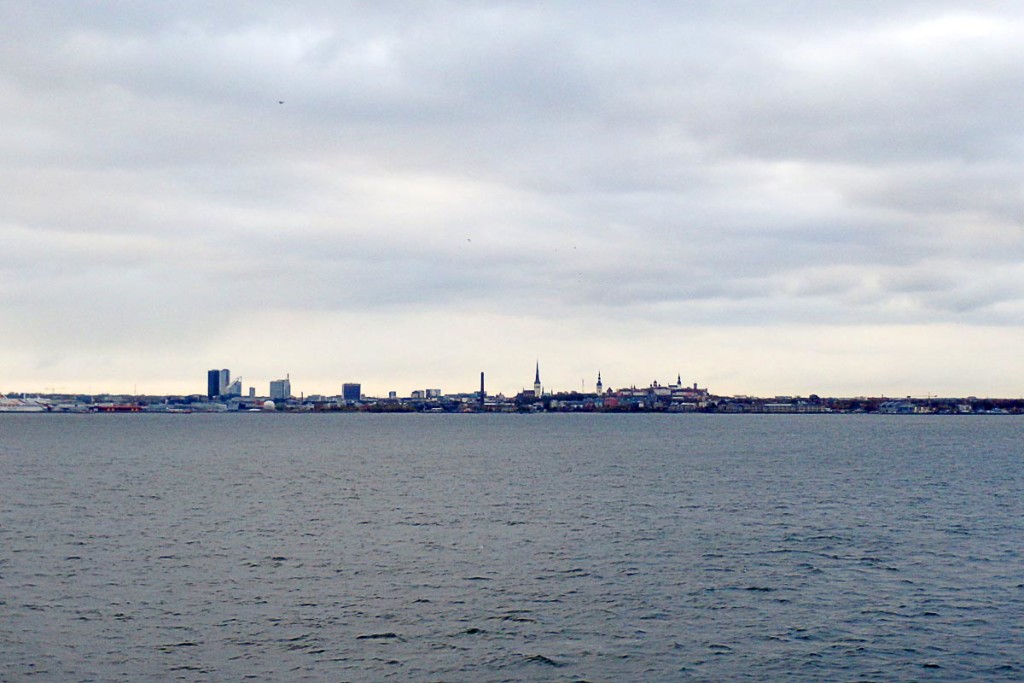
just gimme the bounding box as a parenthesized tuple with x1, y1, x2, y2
(0, 394, 47, 412)
(207, 368, 230, 398)
(223, 377, 242, 397)
(269, 376, 291, 401)
(878, 400, 917, 414)
(343, 383, 361, 401)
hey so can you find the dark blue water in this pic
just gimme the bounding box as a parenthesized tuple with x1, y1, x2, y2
(1, 414, 1021, 681)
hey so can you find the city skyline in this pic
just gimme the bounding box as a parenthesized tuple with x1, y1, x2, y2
(3, 3, 1024, 398)
(6, 360, 1021, 402)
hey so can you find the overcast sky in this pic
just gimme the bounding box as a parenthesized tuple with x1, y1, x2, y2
(3, 2, 1024, 398)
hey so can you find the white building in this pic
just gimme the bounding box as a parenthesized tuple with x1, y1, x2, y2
(269, 376, 291, 400)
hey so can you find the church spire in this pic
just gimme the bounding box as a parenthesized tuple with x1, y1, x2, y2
(534, 361, 542, 398)
(596, 371, 603, 395)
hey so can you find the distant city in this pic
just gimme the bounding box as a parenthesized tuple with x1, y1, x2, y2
(2, 364, 1022, 414)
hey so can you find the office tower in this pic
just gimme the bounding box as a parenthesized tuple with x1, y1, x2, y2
(342, 383, 361, 401)
(207, 368, 229, 398)
(269, 375, 291, 400)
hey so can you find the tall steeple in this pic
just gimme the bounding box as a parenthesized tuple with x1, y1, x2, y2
(596, 371, 603, 395)
(534, 361, 542, 398)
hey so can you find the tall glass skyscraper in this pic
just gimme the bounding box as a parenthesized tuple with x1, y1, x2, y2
(207, 369, 230, 398)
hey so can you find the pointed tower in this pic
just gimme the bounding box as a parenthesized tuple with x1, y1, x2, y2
(534, 362, 542, 398)
(596, 371, 603, 395)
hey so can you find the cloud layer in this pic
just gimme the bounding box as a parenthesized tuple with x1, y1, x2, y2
(3, 2, 1023, 396)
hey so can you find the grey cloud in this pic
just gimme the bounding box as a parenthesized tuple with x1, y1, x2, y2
(845, 162, 1024, 228)
(3, 2, 1024, 393)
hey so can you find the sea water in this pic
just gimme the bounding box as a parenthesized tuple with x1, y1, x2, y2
(1, 413, 1021, 681)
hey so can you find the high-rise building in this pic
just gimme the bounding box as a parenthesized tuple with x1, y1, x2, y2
(342, 383, 361, 401)
(223, 377, 242, 397)
(207, 368, 230, 398)
(269, 375, 291, 400)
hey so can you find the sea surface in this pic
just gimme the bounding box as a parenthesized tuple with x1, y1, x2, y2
(1, 413, 1021, 681)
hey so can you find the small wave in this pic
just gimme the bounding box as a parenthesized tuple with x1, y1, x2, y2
(457, 627, 487, 636)
(356, 632, 402, 641)
(286, 644, 323, 653)
(522, 653, 564, 667)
